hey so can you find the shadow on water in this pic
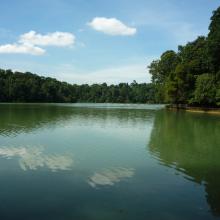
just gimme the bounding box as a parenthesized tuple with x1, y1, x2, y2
(149, 110, 220, 216)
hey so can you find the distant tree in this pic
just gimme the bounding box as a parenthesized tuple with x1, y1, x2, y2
(0, 69, 158, 104)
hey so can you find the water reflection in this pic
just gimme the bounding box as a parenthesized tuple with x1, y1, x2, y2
(88, 167, 135, 187)
(149, 110, 220, 216)
(0, 104, 75, 137)
(0, 104, 218, 220)
(0, 146, 73, 171)
(0, 104, 155, 137)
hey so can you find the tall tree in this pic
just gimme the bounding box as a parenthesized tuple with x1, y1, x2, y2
(208, 6, 220, 73)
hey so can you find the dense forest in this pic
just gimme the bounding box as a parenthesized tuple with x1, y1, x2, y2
(0, 69, 157, 103)
(0, 6, 220, 105)
(148, 6, 220, 107)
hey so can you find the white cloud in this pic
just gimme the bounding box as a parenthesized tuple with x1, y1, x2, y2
(88, 17, 136, 36)
(54, 63, 151, 85)
(88, 167, 135, 187)
(0, 30, 76, 55)
(0, 43, 45, 55)
(0, 56, 154, 83)
(0, 146, 74, 172)
(19, 31, 75, 47)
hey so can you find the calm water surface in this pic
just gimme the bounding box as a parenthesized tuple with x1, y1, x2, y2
(0, 103, 219, 220)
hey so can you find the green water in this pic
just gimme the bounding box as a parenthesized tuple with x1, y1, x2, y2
(0, 103, 219, 220)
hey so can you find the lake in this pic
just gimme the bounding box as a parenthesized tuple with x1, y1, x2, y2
(0, 103, 219, 220)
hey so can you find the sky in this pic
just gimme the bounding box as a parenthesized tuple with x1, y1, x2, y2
(0, 0, 219, 85)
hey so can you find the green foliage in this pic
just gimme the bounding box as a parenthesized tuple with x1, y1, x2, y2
(0, 70, 157, 103)
(208, 7, 220, 72)
(148, 6, 220, 107)
(194, 74, 216, 105)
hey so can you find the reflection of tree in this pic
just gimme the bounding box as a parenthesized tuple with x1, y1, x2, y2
(0, 104, 75, 136)
(0, 104, 156, 136)
(149, 110, 220, 216)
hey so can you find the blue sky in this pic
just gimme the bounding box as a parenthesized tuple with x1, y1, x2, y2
(0, 0, 219, 84)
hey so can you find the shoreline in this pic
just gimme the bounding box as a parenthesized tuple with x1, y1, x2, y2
(166, 105, 220, 115)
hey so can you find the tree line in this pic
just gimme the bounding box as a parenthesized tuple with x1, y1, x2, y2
(148, 6, 220, 107)
(0, 69, 157, 103)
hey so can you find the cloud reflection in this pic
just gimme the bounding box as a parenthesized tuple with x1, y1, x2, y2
(88, 167, 135, 187)
(0, 146, 73, 171)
